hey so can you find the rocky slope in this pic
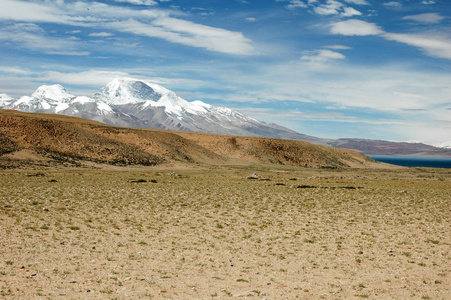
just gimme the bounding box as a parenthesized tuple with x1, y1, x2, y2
(0, 110, 380, 169)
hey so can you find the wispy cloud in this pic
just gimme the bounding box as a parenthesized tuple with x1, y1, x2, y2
(88, 32, 114, 37)
(282, 0, 362, 17)
(0, 0, 255, 55)
(383, 32, 451, 60)
(325, 45, 351, 50)
(0, 23, 90, 56)
(0, 66, 32, 75)
(300, 49, 346, 69)
(383, 1, 402, 9)
(109, 18, 255, 55)
(343, 0, 369, 5)
(285, 0, 308, 9)
(331, 19, 451, 60)
(402, 13, 445, 24)
(330, 19, 382, 35)
(112, 0, 158, 6)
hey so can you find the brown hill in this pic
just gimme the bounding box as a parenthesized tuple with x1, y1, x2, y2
(330, 138, 451, 157)
(0, 110, 381, 169)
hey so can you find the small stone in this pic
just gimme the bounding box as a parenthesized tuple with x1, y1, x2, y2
(125, 277, 131, 281)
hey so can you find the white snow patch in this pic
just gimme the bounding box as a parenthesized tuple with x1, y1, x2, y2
(72, 96, 94, 104)
(40, 101, 51, 110)
(15, 96, 33, 105)
(96, 102, 113, 114)
(55, 103, 69, 113)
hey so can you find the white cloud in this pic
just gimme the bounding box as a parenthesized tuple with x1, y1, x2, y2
(286, 0, 308, 9)
(0, 23, 90, 56)
(382, 32, 451, 60)
(343, 0, 369, 5)
(341, 7, 362, 17)
(421, 1, 435, 4)
(325, 45, 351, 50)
(0, 0, 255, 55)
(331, 19, 451, 60)
(298, 0, 362, 17)
(402, 13, 445, 24)
(41, 70, 132, 87)
(246, 17, 256, 22)
(313, 0, 342, 15)
(331, 20, 382, 36)
(109, 18, 255, 55)
(383, 1, 402, 8)
(0, 66, 32, 75)
(88, 32, 114, 37)
(112, 0, 158, 6)
(0, 0, 72, 24)
(301, 49, 345, 63)
(45, 51, 90, 56)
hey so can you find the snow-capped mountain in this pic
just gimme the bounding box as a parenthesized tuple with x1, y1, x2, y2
(0, 93, 13, 107)
(435, 141, 451, 149)
(1, 78, 313, 141)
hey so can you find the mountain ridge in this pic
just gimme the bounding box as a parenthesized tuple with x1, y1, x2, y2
(1, 78, 321, 143)
(1, 78, 450, 157)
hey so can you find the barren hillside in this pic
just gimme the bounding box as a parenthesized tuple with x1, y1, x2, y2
(0, 110, 380, 169)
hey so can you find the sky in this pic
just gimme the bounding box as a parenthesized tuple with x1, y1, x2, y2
(0, 0, 450, 146)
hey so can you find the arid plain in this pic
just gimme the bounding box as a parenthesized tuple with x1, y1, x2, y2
(0, 111, 450, 299)
(1, 166, 450, 299)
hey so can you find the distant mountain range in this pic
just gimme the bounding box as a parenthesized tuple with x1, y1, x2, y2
(1, 78, 450, 157)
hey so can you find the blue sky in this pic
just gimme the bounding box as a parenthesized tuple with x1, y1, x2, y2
(0, 0, 450, 146)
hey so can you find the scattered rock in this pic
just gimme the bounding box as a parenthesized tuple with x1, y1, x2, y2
(247, 173, 260, 179)
(130, 179, 147, 183)
(297, 185, 317, 189)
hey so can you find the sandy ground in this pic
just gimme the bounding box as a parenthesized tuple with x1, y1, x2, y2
(0, 166, 450, 299)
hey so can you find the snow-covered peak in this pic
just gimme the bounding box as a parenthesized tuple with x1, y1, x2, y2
(97, 78, 211, 117)
(0, 93, 13, 106)
(32, 84, 75, 103)
(31, 84, 75, 103)
(96, 78, 163, 105)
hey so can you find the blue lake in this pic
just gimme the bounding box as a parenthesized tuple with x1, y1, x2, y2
(369, 155, 451, 168)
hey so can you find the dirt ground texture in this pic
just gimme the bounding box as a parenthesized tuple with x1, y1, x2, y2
(0, 166, 450, 299)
